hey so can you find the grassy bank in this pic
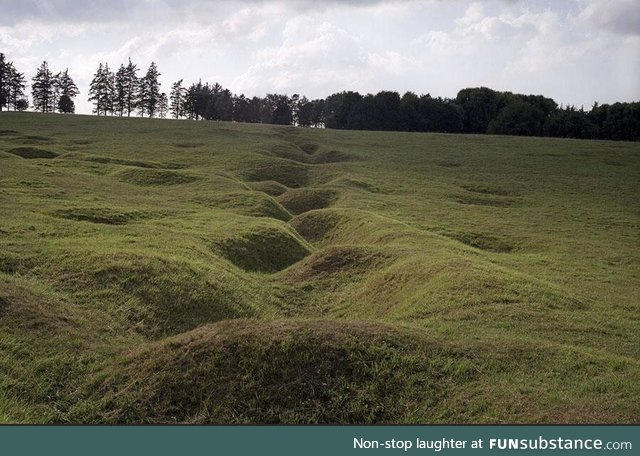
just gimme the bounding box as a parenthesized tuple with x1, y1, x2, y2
(1, 112, 638, 423)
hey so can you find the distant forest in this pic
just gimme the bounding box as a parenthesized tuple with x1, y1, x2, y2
(1, 53, 639, 141)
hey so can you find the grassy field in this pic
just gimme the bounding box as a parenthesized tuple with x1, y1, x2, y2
(0, 111, 638, 423)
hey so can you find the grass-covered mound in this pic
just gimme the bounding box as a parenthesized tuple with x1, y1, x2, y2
(89, 319, 640, 424)
(71, 153, 168, 169)
(53, 206, 149, 225)
(115, 168, 197, 186)
(7, 147, 58, 159)
(195, 191, 292, 221)
(444, 231, 515, 253)
(237, 158, 311, 188)
(90, 319, 446, 424)
(289, 208, 346, 243)
(42, 251, 258, 337)
(282, 245, 393, 283)
(277, 188, 337, 214)
(0, 112, 638, 424)
(213, 222, 312, 272)
(266, 142, 358, 164)
(311, 149, 359, 164)
(8, 134, 53, 144)
(246, 180, 290, 196)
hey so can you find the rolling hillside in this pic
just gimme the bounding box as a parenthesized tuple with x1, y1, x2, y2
(0, 112, 638, 423)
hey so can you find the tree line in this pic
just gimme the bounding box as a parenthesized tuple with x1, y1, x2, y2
(85, 62, 325, 127)
(1, 52, 638, 141)
(87, 59, 166, 117)
(1, 54, 78, 113)
(323, 88, 640, 141)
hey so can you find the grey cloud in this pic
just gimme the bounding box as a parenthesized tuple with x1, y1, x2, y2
(0, 0, 139, 25)
(0, 0, 418, 25)
(579, 0, 640, 36)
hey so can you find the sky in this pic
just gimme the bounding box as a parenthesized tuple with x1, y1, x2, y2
(1, 0, 639, 115)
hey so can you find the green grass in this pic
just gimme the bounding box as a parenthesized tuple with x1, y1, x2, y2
(0, 112, 639, 423)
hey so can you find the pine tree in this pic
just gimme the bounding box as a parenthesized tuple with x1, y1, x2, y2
(0, 55, 26, 111)
(183, 84, 196, 120)
(0, 53, 7, 111)
(88, 63, 114, 115)
(31, 61, 55, 112)
(139, 62, 161, 117)
(57, 68, 79, 99)
(124, 58, 139, 117)
(51, 72, 62, 113)
(88, 63, 103, 115)
(170, 79, 185, 119)
(7, 63, 27, 111)
(113, 64, 127, 116)
(57, 68, 79, 113)
(104, 64, 115, 115)
(183, 80, 210, 120)
(157, 92, 168, 118)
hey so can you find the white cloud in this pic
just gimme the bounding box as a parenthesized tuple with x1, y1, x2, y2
(1, 0, 638, 114)
(409, 1, 639, 105)
(223, 7, 256, 35)
(232, 17, 369, 96)
(578, 0, 640, 36)
(367, 51, 417, 76)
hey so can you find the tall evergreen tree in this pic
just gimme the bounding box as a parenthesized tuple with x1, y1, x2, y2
(56, 68, 79, 113)
(104, 64, 115, 115)
(0, 52, 7, 111)
(51, 72, 62, 113)
(88, 63, 103, 115)
(113, 64, 127, 116)
(88, 63, 114, 115)
(169, 79, 185, 119)
(31, 61, 55, 112)
(138, 62, 161, 117)
(57, 69, 79, 99)
(0, 56, 26, 111)
(157, 92, 168, 118)
(7, 63, 27, 111)
(183, 84, 196, 120)
(124, 58, 139, 117)
(184, 81, 209, 120)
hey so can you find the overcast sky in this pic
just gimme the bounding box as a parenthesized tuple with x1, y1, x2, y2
(1, 0, 639, 114)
